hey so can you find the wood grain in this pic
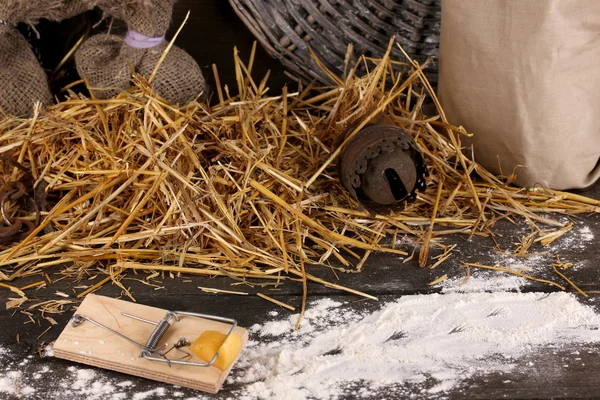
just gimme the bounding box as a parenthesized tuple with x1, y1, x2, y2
(53, 294, 248, 394)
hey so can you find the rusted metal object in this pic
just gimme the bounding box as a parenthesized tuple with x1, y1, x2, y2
(0, 158, 46, 245)
(339, 114, 427, 214)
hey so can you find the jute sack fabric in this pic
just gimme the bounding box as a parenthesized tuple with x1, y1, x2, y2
(61, 0, 95, 19)
(0, 23, 52, 117)
(0, 0, 93, 117)
(0, 0, 64, 117)
(438, 0, 600, 190)
(76, 0, 206, 104)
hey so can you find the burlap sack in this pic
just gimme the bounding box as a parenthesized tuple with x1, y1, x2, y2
(438, 0, 600, 190)
(0, 24, 52, 117)
(0, 0, 93, 117)
(0, 0, 65, 24)
(137, 42, 207, 105)
(94, 0, 174, 36)
(60, 0, 95, 20)
(0, 0, 66, 117)
(76, 0, 206, 104)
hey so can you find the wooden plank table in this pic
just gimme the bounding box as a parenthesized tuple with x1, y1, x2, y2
(1, 183, 599, 399)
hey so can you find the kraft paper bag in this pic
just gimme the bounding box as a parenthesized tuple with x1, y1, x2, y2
(438, 0, 600, 190)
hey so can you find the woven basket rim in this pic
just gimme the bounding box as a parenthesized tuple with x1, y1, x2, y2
(230, 0, 440, 85)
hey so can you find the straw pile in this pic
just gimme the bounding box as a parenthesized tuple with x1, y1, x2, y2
(0, 39, 598, 319)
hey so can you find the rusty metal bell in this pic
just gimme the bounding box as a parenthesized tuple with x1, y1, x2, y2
(338, 114, 427, 214)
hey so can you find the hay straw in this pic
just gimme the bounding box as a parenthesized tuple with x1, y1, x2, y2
(199, 287, 249, 295)
(19, 281, 46, 291)
(0, 40, 597, 315)
(257, 293, 295, 311)
(552, 261, 588, 297)
(428, 274, 448, 286)
(464, 263, 566, 290)
(536, 223, 573, 247)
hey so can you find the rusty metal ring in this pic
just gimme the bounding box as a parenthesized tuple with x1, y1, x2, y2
(0, 219, 22, 242)
(17, 219, 36, 241)
(1, 189, 18, 226)
(8, 181, 26, 200)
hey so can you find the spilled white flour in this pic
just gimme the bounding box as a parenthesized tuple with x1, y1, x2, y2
(441, 222, 596, 293)
(0, 347, 7, 364)
(0, 369, 36, 398)
(441, 274, 528, 293)
(0, 363, 154, 400)
(231, 293, 600, 399)
(1, 292, 599, 399)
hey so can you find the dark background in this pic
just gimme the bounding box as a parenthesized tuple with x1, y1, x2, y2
(170, 0, 289, 93)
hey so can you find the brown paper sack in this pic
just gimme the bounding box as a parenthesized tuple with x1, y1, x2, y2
(75, 0, 207, 104)
(438, 0, 600, 190)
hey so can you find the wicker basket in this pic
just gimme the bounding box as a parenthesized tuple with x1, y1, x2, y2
(229, 0, 441, 85)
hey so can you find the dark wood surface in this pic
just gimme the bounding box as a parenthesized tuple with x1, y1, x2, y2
(1, 183, 599, 399)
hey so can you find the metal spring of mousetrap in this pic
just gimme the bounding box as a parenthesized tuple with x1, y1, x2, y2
(71, 310, 238, 367)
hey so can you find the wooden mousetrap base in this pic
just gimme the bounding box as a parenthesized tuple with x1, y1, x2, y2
(53, 294, 248, 394)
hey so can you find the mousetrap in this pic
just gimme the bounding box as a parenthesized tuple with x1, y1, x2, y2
(53, 294, 248, 394)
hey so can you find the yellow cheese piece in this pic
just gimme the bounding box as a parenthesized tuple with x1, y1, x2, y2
(190, 330, 243, 370)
